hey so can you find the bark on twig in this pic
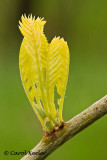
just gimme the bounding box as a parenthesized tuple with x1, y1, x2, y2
(21, 95, 107, 160)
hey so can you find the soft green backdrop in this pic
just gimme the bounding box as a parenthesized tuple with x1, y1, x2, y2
(0, 0, 107, 160)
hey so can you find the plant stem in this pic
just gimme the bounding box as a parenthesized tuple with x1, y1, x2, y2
(21, 95, 107, 160)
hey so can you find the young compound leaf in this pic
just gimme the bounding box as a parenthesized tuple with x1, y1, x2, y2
(19, 15, 70, 133)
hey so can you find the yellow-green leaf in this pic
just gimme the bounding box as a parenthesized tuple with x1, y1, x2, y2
(19, 15, 70, 132)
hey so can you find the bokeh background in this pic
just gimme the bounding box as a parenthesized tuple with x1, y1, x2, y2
(0, 0, 107, 160)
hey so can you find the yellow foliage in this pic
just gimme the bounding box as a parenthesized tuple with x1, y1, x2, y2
(19, 15, 70, 132)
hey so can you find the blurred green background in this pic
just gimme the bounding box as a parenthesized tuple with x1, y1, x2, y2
(0, 0, 107, 160)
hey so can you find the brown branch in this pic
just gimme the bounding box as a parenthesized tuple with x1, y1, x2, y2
(21, 95, 107, 160)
